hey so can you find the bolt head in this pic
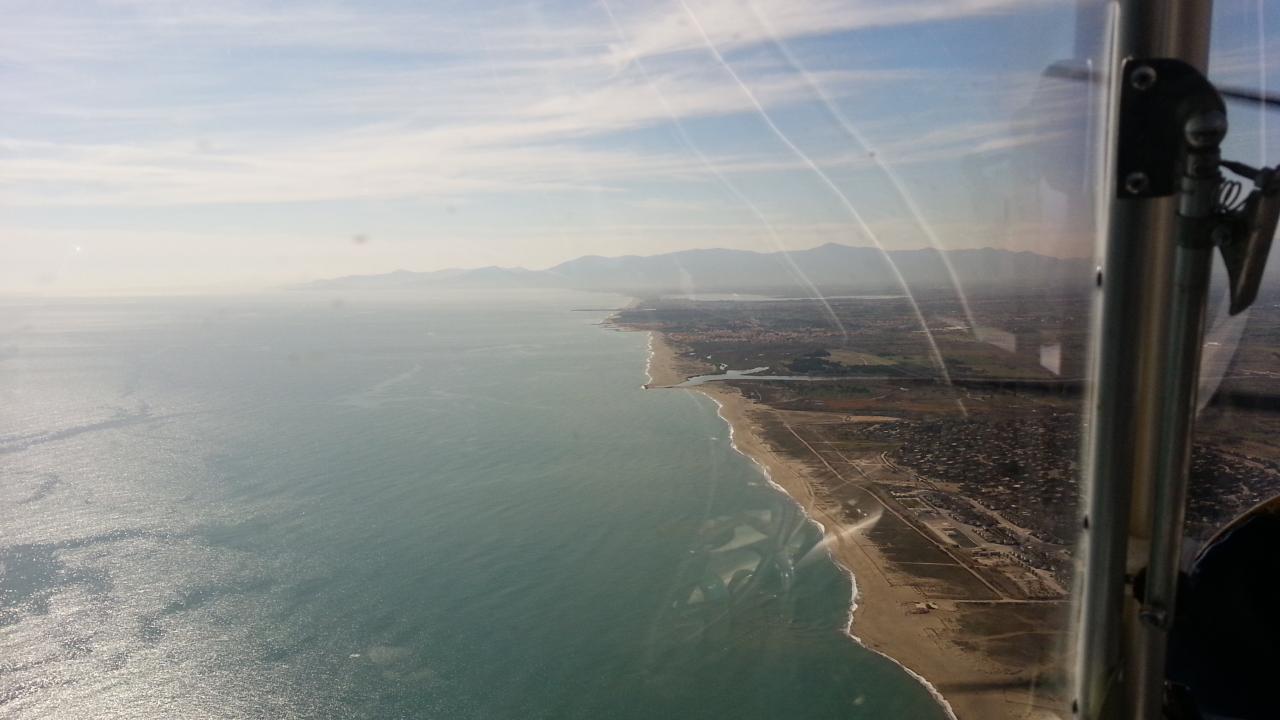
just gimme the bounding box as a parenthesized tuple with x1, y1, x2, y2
(1124, 172, 1150, 195)
(1131, 65, 1157, 90)
(1139, 606, 1169, 629)
(1185, 110, 1227, 148)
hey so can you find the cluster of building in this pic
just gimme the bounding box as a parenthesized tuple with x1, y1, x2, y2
(665, 327, 844, 347)
(865, 413, 1082, 546)
(620, 294, 1280, 582)
(854, 409, 1280, 580)
(914, 490, 1022, 546)
(1185, 446, 1280, 539)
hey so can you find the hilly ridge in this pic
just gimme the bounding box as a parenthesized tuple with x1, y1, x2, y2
(297, 244, 1092, 294)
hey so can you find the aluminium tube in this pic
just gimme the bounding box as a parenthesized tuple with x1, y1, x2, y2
(1072, 1, 1214, 719)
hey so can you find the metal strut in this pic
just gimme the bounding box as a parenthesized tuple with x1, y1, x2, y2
(1074, 11, 1280, 720)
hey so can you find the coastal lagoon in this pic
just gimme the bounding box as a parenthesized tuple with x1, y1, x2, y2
(1, 290, 946, 719)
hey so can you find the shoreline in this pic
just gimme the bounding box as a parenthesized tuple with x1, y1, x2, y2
(697, 385, 960, 720)
(641, 330, 1061, 720)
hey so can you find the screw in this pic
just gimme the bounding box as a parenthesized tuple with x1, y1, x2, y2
(1094, 267, 1103, 288)
(1124, 171, 1150, 194)
(1139, 605, 1169, 629)
(1185, 110, 1228, 149)
(1131, 65, 1157, 91)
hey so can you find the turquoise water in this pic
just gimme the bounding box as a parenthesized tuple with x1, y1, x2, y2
(0, 290, 945, 719)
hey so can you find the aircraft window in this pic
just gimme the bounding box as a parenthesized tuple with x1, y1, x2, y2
(0, 2, 1274, 720)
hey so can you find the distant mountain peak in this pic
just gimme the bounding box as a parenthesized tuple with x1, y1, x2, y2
(295, 244, 1090, 294)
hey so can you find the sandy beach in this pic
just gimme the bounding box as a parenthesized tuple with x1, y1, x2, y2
(644, 331, 1069, 720)
(642, 330, 707, 388)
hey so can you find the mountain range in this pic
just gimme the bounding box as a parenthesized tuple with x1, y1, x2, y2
(296, 244, 1093, 295)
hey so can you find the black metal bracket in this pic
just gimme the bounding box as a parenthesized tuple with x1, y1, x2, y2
(1116, 57, 1279, 315)
(1116, 58, 1225, 198)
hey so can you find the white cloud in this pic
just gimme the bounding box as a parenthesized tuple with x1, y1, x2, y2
(606, 0, 1050, 65)
(1, 1, 948, 208)
(0, 0, 1108, 291)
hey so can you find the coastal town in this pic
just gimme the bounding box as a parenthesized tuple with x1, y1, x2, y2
(614, 288, 1280, 719)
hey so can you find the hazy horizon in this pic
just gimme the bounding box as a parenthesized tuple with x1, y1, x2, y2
(3, 1, 1276, 294)
(315, 241, 1094, 275)
(0, 241, 1097, 298)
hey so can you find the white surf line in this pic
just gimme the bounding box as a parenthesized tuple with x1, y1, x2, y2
(643, 331, 656, 388)
(775, 417, 967, 718)
(694, 386, 957, 720)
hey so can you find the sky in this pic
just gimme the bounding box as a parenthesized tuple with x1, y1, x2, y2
(2, 0, 1278, 293)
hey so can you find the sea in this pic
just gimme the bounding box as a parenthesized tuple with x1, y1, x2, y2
(0, 290, 946, 719)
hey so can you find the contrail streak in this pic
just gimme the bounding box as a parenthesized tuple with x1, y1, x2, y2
(598, 0, 849, 341)
(676, 0, 953, 385)
(746, 0, 978, 336)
